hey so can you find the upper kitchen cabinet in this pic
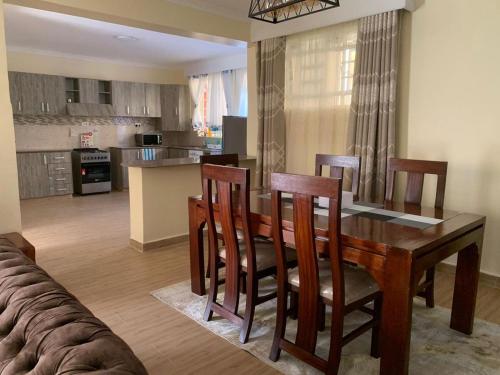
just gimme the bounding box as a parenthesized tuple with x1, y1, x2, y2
(67, 78, 115, 116)
(112, 81, 161, 118)
(160, 84, 192, 131)
(145, 84, 161, 117)
(8, 72, 66, 115)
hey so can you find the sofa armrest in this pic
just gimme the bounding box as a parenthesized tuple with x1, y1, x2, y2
(0, 232, 36, 262)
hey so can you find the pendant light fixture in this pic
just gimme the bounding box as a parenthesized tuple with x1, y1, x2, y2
(249, 0, 340, 24)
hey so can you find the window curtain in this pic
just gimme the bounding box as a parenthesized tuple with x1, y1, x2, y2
(346, 10, 401, 203)
(189, 75, 207, 129)
(222, 68, 248, 117)
(207, 72, 227, 127)
(256, 37, 286, 188)
(285, 21, 358, 176)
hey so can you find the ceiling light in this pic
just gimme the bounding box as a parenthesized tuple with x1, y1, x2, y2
(114, 35, 139, 41)
(249, 0, 340, 24)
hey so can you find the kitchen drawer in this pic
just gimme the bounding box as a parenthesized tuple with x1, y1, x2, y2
(49, 182, 73, 196)
(48, 162, 72, 175)
(49, 174, 72, 185)
(45, 152, 71, 164)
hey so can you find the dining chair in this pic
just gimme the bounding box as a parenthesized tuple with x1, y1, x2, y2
(385, 157, 448, 308)
(200, 153, 242, 240)
(202, 164, 296, 344)
(269, 173, 382, 374)
(200, 154, 243, 278)
(315, 154, 361, 200)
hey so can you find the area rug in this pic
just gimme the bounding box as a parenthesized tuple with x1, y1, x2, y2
(152, 279, 500, 374)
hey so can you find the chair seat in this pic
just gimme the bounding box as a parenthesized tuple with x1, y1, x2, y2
(215, 223, 244, 241)
(288, 261, 379, 305)
(219, 241, 296, 272)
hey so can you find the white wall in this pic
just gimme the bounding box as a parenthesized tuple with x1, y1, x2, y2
(401, 0, 500, 277)
(251, 0, 416, 41)
(184, 52, 247, 76)
(0, 0, 22, 234)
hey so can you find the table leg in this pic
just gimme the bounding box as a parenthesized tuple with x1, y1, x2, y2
(380, 249, 414, 375)
(189, 199, 206, 295)
(450, 233, 483, 334)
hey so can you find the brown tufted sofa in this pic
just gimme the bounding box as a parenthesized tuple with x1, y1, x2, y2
(0, 234, 148, 374)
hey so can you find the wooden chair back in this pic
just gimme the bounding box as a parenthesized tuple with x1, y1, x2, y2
(200, 153, 239, 167)
(201, 164, 254, 312)
(271, 173, 343, 354)
(315, 154, 360, 200)
(385, 158, 448, 209)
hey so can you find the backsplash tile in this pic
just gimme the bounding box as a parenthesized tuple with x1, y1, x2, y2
(14, 115, 161, 151)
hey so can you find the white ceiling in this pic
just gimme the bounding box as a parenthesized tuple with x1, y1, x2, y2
(4, 4, 247, 68)
(165, 0, 251, 21)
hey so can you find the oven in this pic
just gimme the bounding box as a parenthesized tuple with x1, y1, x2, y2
(81, 162, 111, 185)
(72, 149, 112, 195)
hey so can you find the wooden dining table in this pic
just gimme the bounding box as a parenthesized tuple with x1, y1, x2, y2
(188, 190, 486, 375)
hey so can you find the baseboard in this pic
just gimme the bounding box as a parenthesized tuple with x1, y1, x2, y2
(437, 263, 500, 289)
(129, 234, 189, 252)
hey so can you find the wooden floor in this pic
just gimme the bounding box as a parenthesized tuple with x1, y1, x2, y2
(20, 192, 500, 374)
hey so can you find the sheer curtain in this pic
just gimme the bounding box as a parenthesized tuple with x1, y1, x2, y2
(222, 68, 248, 117)
(285, 21, 358, 175)
(207, 72, 227, 127)
(189, 75, 207, 129)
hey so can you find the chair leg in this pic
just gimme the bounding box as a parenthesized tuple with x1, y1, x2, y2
(370, 296, 382, 359)
(240, 274, 247, 294)
(425, 267, 435, 308)
(270, 285, 288, 362)
(326, 319, 342, 375)
(240, 274, 257, 344)
(318, 302, 326, 332)
(203, 254, 219, 322)
(290, 290, 299, 319)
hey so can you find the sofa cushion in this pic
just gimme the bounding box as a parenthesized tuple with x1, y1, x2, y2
(0, 245, 147, 375)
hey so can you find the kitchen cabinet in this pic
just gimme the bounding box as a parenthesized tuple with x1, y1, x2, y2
(16, 151, 73, 199)
(145, 84, 161, 117)
(8, 72, 65, 115)
(111, 81, 161, 118)
(167, 148, 189, 158)
(79, 78, 99, 104)
(110, 147, 168, 190)
(160, 85, 192, 131)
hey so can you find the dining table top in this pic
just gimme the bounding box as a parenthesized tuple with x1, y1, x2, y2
(190, 189, 486, 258)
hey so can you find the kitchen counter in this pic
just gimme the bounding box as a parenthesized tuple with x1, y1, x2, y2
(124, 155, 256, 168)
(126, 155, 257, 251)
(16, 149, 73, 153)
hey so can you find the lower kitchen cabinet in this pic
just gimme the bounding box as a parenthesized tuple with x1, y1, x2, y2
(17, 151, 73, 199)
(110, 147, 168, 191)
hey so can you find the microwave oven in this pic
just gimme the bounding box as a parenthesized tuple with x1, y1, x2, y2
(135, 133, 163, 146)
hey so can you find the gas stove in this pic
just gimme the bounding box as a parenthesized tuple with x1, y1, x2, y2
(71, 148, 111, 195)
(72, 148, 111, 163)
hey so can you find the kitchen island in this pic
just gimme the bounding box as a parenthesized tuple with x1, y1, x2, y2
(125, 155, 256, 251)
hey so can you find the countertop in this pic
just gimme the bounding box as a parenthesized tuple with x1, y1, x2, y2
(17, 145, 217, 153)
(124, 155, 256, 168)
(17, 149, 73, 153)
(110, 145, 216, 152)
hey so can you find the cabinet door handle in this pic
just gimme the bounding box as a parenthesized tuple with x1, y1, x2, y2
(55, 167, 66, 171)
(143, 106, 146, 115)
(46, 102, 50, 113)
(41, 102, 45, 112)
(54, 156, 65, 159)
(127, 105, 130, 115)
(56, 188, 67, 192)
(147, 106, 150, 115)
(43, 155, 47, 165)
(175, 106, 178, 116)
(56, 178, 66, 181)
(137, 151, 140, 159)
(18, 101, 21, 112)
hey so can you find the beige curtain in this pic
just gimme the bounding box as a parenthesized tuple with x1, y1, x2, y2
(347, 10, 401, 202)
(285, 21, 358, 176)
(256, 37, 286, 188)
